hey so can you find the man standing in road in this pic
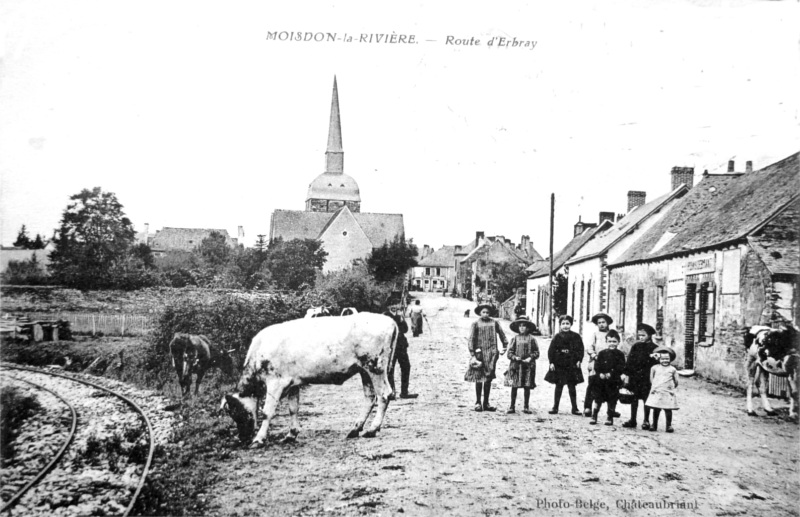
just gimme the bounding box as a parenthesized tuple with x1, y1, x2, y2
(385, 310, 418, 400)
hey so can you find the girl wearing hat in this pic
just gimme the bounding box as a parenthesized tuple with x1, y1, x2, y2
(504, 316, 540, 414)
(545, 315, 585, 415)
(621, 323, 660, 430)
(583, 312, 614, 417)
(645, 347, 679, 432)
(465, 303, 508, 411)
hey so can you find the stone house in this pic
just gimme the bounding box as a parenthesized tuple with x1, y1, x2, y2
(409, 245, 458, 292)
(564, 183, 690, 338)
(457, 233, 542, 301)
(148, 227, 240, 256)
(607, 154, 799, 386)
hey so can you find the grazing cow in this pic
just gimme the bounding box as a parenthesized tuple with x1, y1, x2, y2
(221, 313, 397, 447)
(305, 306, 332, 318)
(341, 307, 358, 316)
(169, 333, 235, 398)
(745, 325, 799, 418)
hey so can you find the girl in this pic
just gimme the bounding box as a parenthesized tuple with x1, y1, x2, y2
(621, 323, 660, 430)
(545, 315, 585, 415)
(465, 303, 508, 412)
(584, 312, 614, 416)
(505, 316, 540, 414)
(645, 347, 679, 432)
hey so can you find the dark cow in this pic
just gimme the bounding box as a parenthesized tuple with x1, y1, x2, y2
(745, 325, 800, 418)
(169, 333, 235, 398)
(221, 313, 397, 447)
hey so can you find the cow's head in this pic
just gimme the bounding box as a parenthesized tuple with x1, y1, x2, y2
(221, 393, 258, 444)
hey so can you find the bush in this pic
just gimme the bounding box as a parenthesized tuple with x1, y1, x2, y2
(314, 265, 393, 313)
(1, 255, 49, 286)
(1, 387, 42, 462)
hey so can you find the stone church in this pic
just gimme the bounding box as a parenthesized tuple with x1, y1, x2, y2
(269, 77, 405, 272)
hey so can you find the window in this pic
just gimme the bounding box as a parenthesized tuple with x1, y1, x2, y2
(636, 289, 644, 329)
(656, 286, 665, 336)
(695, 282, 715, 346)
(436, 267, 442, 276)
(617, 288, 627, 332)
(425, 268, 431, 276)
(586, 280, 592, 320)
(579, 280, 585, 334)
(571, 283, 576, 318)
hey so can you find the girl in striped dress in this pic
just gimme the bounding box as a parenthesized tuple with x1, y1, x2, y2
(465, 303, 508, 412)
(504, 317, 539, 414)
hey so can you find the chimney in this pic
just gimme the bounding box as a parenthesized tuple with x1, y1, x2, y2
(746, 160, 753, 173)
(238, 226, 245, 239)
(627, 191, 647, 212)
(727, 160, 735, 173)
(616, 213, 625, 222)
(505, 238, 512, 245)
(475, 231, 484, 247)
(143, 223, 149, 245)
(574, 216, 585, 237)
(670, 166, 694, 190)
(455, 245, 462, 254)
(423, 244, 430, 257)
(599, 212, 615, 225)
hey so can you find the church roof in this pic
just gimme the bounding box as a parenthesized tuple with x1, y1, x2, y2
(270, 209, 404, 247)
(306, 172, 361, 202)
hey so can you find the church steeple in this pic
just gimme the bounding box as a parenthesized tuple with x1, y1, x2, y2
(325, 76, 344, 174)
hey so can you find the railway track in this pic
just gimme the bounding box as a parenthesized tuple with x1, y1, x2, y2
(0, 364, 158, 516)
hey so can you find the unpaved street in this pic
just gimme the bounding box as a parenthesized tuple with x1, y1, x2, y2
(208, 293, 799, 516)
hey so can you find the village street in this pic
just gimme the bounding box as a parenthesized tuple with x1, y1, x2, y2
(207, 293, 799, 517)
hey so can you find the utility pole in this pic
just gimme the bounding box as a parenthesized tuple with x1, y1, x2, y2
(548, 193, 555, 336)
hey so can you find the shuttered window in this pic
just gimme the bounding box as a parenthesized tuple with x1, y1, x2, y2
(617, 288, 627, 333)
(694, 282, 716, 346)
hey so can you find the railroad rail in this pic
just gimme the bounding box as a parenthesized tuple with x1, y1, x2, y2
(0, 364, 156, 516)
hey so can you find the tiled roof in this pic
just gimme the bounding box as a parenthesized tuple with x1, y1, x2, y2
(270, 209, 404, 247)
(150, 227, 234, 251)
(527, 221, 611, 278)
(610, 152, 800, 266)
(418, 246, 457, 267)
(567, 185, 688, 265)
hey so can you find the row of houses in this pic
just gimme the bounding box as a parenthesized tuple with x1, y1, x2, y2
(525, 152, 799, 387)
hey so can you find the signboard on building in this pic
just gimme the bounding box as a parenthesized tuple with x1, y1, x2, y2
(684, 254, 716, 275)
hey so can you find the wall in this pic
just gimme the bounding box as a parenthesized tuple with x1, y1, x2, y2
(319, 213, 373, 272)
(527, 275, 553, 334)
(566, 257, 602, 338)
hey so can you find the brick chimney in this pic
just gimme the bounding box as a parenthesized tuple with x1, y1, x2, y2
(616, 213, 625, 222)
(423, 244, 430, 257)
(455, 245, 462, 254)
(670, 166, 694, 190)
(746, 160, 753, 173)
(599, 212, 615, 225)
(727, 160, 735, 173)
(475, 231, 484, 247)
(627, 191, 647, 212)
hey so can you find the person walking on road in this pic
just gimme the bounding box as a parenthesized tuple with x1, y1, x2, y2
(384, 310, 418, 400)
(645, 346, 679, 433)
(504, 316, 539, 414)
(621, 323, 660, 430)
(545, 315, 585, 415)
(465, 303, 508, 412)
(588, 329, 626, 426)
(409, 300, 426, 337)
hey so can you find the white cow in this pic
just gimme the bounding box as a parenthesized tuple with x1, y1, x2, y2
(304, 306, 332, 318)
(221, 313, 398, 447)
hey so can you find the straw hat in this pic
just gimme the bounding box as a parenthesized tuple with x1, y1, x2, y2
(653, 346, 676, 362)
(510, 316, 537, 334)
(637, 323, 657, 336)
(474, 303, 495, 316)
(591, 312, 613, 325)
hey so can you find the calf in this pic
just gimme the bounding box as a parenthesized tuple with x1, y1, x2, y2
(221, 313, 397, 447)
(169, 333, 235, 398)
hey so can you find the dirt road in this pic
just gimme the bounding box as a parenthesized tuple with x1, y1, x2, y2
(207, 293, 799, 516)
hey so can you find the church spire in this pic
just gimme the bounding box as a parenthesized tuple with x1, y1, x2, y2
(325, 76, 344, 174)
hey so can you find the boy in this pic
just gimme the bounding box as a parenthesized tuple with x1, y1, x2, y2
(583, 312, 614, 416)
(589, 330, 626, 425)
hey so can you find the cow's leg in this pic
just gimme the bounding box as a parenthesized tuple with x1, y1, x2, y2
(746, 357, 757, 416)
(282, 386, 301, 443)
(195, 368, 206, 397)
(362, 371, 392, 438)
(788, 376, 797, 419)
(251, 376, 291, 448)
(758, 369, 777, 415)
(347, 371, 376, 439)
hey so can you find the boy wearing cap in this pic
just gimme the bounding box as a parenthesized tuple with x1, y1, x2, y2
(589, 329, 626, 425)
(583, 312, 615, 417)
(621, 323, 660, 430)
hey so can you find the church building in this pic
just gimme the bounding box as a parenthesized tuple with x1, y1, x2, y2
(269, 77, 405, 272)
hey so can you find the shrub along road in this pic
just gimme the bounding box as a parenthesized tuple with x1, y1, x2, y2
(206, 293, 798, 516)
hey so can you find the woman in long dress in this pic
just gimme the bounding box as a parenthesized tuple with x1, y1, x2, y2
(409, 300, 425, 337)
(465, 303, 508, 411)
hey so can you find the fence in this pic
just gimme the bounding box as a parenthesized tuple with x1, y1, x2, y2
(21, 312, 159, 336)
(768, 374, 790, 399)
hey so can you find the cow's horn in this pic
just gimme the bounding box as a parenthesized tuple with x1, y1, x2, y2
(227, 348, 236, 353)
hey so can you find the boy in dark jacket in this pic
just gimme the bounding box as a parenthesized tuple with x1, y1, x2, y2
(590, 330, 626, 425)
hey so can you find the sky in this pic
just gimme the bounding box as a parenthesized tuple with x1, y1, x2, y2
(1, 0, 798, 256)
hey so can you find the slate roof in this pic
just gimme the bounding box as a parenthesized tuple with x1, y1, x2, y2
(526, 221, 612, 278)
(748, 236, 799, 276)
(610, 152, 800, 266)
(269, 209, 404, 247)
(567, 185, 688, 265)
(150, 227, 235, 251)
(418, 246, 457, 267)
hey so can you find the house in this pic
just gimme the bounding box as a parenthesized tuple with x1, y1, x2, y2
(268, 77, 404, 273)
(0, 245, 53, 274)
(525, 215, 613, 334)
(607, 154, 799, 386)
(564, 182, 690, 338)
(147, 227, 240, 256)
(410, 245, 458, 292)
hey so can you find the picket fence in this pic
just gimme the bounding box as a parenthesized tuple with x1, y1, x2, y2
(23, 312, 159, 336)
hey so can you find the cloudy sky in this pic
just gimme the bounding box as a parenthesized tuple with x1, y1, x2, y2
(1, 0, 798, 255)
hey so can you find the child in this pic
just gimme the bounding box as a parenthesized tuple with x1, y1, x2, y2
(621, 323, 660, 430)
(464, 303, 508, 412)
(545, 315, 585, 415)
(583, 312, 614, 417)
(505, 316, 540, 414)
(645, 347, 679, 432)
(589, 330, 626, 425)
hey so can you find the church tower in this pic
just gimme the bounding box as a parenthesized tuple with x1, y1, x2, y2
(305, 77, 362, 213)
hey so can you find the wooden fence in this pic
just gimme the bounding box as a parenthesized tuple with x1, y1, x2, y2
(22, 312, 159, 336)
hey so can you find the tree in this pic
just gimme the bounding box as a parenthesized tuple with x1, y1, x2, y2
(367, 236, 418, 283)
(196, 231, 231, 268)
(264, 238, 327, 290)
(254, 235, 268, 254)
(0, 254, 48, 285)
(13, 225, 31, 248)
(31, 234, 47, 249)
(49, 187, 136, 289)
(483, 260, 528, 303)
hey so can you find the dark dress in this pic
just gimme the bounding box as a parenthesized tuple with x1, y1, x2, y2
(623, 341, 659, 400)
(464, 318, 508, 383)
(504, 334, 539, 388)
(544, 330, 585, 385)
(591, 348, 626, 404)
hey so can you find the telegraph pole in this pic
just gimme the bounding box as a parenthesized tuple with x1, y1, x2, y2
(548, 193, 555, 336)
